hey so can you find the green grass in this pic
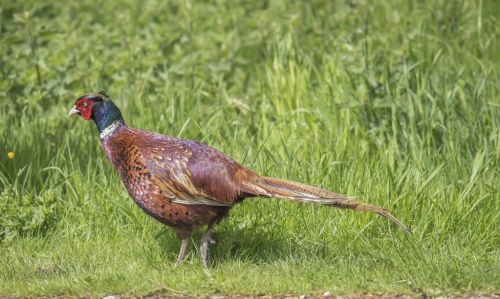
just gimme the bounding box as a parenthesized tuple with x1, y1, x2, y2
(1, 0, 499, 296)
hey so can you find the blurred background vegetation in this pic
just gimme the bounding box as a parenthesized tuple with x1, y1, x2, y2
(0, 0, 499, 296)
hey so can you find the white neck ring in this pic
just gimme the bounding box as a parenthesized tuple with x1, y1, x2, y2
(99, 121, 121, 139)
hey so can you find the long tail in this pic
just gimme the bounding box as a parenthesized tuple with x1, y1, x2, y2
(242, 176, 411, 234)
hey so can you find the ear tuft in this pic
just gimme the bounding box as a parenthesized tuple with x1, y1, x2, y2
(98, 91, 109, 98)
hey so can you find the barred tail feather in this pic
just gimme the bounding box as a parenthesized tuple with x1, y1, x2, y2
(243, 176, 411, 234)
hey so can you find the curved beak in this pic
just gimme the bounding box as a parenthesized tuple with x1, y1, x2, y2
(68, 106, 80, 116)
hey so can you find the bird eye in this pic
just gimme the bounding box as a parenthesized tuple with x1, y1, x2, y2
(82, 102, 88, 107)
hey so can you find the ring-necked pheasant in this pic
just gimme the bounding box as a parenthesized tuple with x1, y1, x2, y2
(69, 91, 411, 267)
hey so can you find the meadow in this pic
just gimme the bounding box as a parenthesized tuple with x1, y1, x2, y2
(0, 0, 499, 297)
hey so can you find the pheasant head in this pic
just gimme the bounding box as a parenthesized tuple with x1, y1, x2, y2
(69, 91, 125, 139)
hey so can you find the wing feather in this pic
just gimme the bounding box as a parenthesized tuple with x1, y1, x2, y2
(132, 130, 252, 206)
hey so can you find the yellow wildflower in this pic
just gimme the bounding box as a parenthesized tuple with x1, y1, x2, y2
(7, 151, 15, 159)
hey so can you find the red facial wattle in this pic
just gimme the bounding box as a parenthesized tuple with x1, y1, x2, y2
(74, 98, 94, 120)
(80, 106, 92, 120)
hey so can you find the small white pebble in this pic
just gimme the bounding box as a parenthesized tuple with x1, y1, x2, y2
(103, 296, 117, 299)
(324, 291, 332, 297)
(299, 295, 306, 299)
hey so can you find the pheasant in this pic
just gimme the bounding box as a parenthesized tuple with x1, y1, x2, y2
(69, 91, 411, 268)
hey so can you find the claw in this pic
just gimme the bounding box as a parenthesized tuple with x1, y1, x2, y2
(202, 237, 215, 245)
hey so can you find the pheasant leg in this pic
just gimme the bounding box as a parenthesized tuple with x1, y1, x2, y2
(175, 238, 190, 267)
(200, 226, 215, 268)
